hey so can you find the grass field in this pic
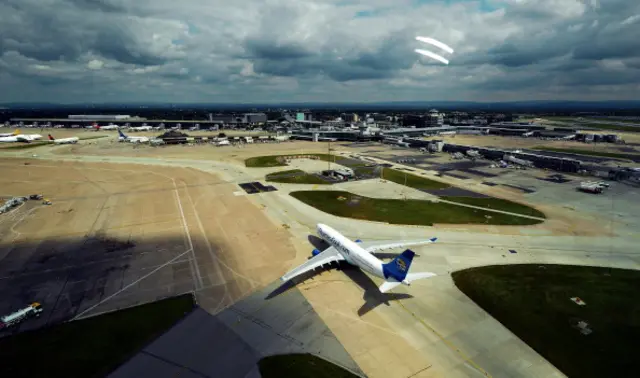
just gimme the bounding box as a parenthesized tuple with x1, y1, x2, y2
(441, 196, 546, 218)
(0, 294, 195, 378)
(266, 169, 331, 185)
(259, 354, 358, 378)
(533, 146, 639, 161)
(246, 153, 335, 167)
(381, 168, 450, 190)
(580, 123, 640, 133)
(0, 141, 50, 150)
(453, 264, 640, 378)
(290, 191, 543, 226)
(80, 135, 109, 141)
(542, 117, 640, 132)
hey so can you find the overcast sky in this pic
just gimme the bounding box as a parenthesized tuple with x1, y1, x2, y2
(1, 0, 639, 103)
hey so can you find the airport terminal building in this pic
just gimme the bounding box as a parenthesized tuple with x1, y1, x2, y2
(68, 115, 133, 121)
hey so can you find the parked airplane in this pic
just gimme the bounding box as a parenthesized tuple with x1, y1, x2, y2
(95, 123, 119, 131)
(48, 134, 79, 144)
(0, 130, 19, 138)
(0, 130, 42, 143)
(281, 223, 437, 293)
(129, 125, 152, 132)
(118, 130, 149, 143)
(20, 132, 43, 141)
(0, 135, 20, 143)
(215, 139, 230, 146)
(0, 130, 43, 142)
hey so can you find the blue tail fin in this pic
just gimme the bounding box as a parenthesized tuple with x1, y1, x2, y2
(118, 130, 126, 138)
(382, 249, 415, 282)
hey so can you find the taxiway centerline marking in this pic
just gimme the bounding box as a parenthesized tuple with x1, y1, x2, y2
(173, 179, 204, 290)
(71, 248, 193, 320)
(398, 301, 492, 377)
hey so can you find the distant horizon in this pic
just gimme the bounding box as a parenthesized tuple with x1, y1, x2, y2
(2, 99, 640, 106)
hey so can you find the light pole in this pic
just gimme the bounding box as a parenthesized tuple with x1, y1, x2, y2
(404, 171, 408, 201)
(328, 139, 331, 171)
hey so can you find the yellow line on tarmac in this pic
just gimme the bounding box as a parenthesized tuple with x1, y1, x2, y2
(397, 301, 492, 377)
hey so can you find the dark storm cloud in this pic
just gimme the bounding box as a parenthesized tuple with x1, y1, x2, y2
(463, 0, 640, 69)
(558, 67, 640, 86)
(467, 73, 548, 91)
(244, 39, 314, 60)
(349, 30, 416, 71)
(245, 29, 416, 82)
(572, 32, 640, 61)
(0, 0, 171, 66)
(94, 24, 168, 66)
(1, 0, 639, 103)
(66, 0, 127, 13)
(483, 41, 574, 68)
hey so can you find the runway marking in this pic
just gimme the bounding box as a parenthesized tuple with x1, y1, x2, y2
(397, 301, 492, 377)
(180, 181, 234, 314)
(0, 258, 191, 281)
(72, 248, 194, 320)
(180, 179, 262, 288)
(407, 365, 432, 378)
(173, 179, 203, 291)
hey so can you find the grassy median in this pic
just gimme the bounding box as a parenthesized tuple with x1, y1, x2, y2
(381, 168, 450, 190)
(290, 191, 543, 226)
(246, 153, 335, 167)
(266, 169, 331, 185)
(0, 294, 195, 378)
(453, 264, 640, 378)
(441, 196, 546, 218)
(259, 354, 358, 378)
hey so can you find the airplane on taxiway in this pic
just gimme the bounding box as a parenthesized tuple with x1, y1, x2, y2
(0, 130, 42, 143)
(48, 134, 79, 144)
(118, 130, 149, 143)
(281, 223, 437, 293)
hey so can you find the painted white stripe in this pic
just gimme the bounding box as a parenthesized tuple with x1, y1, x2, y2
(72, 248, 193, 320)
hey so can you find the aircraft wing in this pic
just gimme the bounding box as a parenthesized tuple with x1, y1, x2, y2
(362, 238, 437, 254)
(281, 247, 345, 282)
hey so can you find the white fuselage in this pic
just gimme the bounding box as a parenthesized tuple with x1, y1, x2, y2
(52, 137, 79, 144)
(19, 134, 42, 141)
(0, 136, 18, 143)
(0, 134, 41, 143)
(317, 224, 384, 278)
(130, 126, 151, 132)
(99, 125, 119, 130)
(120, 136, 149, 143)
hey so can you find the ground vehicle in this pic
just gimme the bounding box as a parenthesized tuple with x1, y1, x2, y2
(0, 303, 43, 329)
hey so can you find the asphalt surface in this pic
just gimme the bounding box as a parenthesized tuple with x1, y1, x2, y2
(110, 281, 365, 378)
(0, 204, 194, 336)
(523, 148, 636, 163)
